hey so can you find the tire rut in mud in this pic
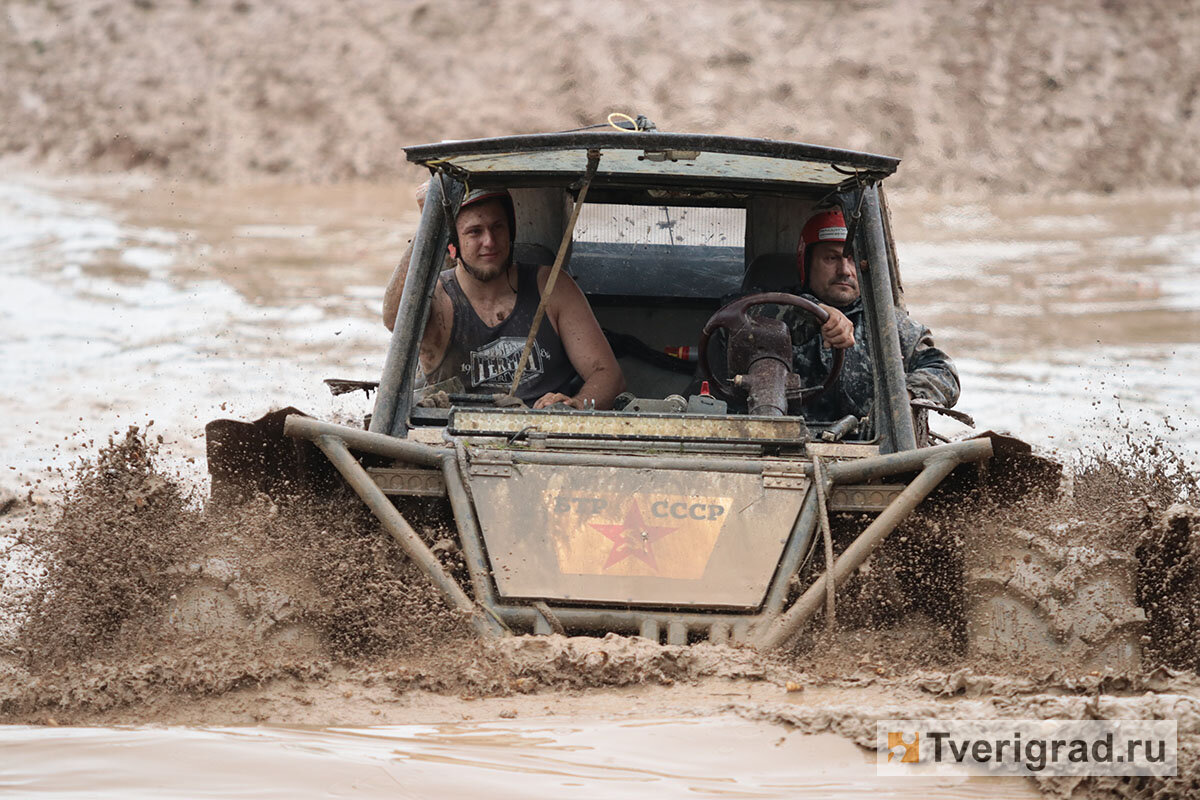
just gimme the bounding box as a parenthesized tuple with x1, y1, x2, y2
(965, 523, 1145, 674)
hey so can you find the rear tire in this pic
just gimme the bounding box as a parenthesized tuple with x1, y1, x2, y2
(164, 555, 320, 651)
(1136, 503, 1200, 670)
(965, 526, 1145, 674)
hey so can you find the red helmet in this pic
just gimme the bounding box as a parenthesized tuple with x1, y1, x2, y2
(796, 208, 848, 287)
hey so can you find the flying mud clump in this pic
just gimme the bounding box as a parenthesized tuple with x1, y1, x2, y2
(7, 426, 468, 680)
(779, 431, 1198, 681)
(3, 423, 1199, 730)
(14, 426, 199, 667)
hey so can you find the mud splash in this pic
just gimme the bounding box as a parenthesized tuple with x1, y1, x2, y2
(14, 425, 200, 665)
(6, 426, 466, 667)
(3, 426, 1200, 796)
(4, 427, 1197, 690)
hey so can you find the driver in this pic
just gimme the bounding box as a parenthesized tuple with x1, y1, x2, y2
(767, 207, 960, 423)
(382, 186, 624, 409)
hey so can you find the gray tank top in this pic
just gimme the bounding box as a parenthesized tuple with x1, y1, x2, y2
(424, 263, 578, 403)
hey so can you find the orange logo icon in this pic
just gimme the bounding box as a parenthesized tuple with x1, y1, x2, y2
(888, 731, 920, 763)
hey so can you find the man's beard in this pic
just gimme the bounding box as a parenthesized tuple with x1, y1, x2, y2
(459, 253, 512, 283)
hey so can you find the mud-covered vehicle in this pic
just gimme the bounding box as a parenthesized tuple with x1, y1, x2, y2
(208, 122, 1144, 667)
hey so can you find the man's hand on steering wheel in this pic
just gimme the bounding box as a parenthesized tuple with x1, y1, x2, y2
(699, 292, 847, 406)
(819, 304, 855, 350)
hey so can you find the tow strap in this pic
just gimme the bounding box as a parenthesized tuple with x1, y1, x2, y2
(506, 149, 602, 396)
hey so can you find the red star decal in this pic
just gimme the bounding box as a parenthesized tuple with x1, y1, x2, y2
(588, 502, 677, 571)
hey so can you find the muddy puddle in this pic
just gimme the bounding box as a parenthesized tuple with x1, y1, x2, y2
(2, 175, 1199, 798)
(0, 716, 1040, 799)
(891, 193, 1200, 453)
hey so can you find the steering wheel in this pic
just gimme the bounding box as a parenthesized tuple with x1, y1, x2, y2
(698, 292, 845, 403)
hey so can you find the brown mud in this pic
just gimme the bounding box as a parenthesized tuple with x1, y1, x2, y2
(2, 0, 1197, 194)
(2, 426, 1199, 796)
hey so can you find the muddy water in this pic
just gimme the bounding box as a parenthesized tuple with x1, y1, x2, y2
(0, 176, 415, 489)
(2, 177, 1197, 490)
(0, 716, 1039, 799)
(1, 175, 1197, 796)
(892, 192, 1200, 453)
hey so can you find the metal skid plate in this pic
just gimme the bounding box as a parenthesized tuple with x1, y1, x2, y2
(368, 466, 447, 496)
(827, 484, 904, 512)
(450, 407, 808, 444)
(467, 454, 809, 608)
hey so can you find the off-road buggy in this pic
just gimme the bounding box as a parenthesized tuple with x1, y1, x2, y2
(207, 121, 1144, 668)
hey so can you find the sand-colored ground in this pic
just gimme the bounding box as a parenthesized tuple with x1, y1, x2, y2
(2, 0, 1198, 193)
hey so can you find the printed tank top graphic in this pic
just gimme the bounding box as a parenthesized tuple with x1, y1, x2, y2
(424, 263, 577, 403)
(464, 336, 552, 390)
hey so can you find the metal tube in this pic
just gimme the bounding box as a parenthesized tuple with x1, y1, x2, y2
(441, 455, 500, 608)
(370, 175, 464, 438)
(860, 185, 917, 453)
(311, 434, 503, 638)
(812, 455, 837, 631)
(746, 357, 789, 416)
(285, 415, 446, 467)
(842, 187, 893, 453)
(505, 438, 988, 481)
(763, 439, 989, 616)
(825, 438, 991, 483)
(761, 490, 818, 614)
(508, 449, 770, 474)
(494, 605, 761, 633)
(755, 456, 960, 650)
(288, 419, 989, 484)
(822, 415, 860, 442)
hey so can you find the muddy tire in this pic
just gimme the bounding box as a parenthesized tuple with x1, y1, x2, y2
(1136, 504, 1200, 670)
(965, 526, 1145, 673)
(164, 555, 320, 651)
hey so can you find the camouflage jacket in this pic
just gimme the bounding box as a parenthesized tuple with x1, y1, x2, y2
(765, 293, 960, 424)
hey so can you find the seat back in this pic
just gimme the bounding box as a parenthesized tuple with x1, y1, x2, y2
(740, 252, 798, 292)
(513, 241, 556, 266)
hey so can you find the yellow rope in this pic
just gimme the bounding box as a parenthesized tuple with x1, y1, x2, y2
(607, 112, 638, 132)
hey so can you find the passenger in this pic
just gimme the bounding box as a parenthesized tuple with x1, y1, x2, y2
(382, 186, 624, 410)
(772, 207, 960, 423)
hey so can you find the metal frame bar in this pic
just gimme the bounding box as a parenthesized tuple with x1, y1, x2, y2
(370, 175, 465, 438)
(442, 456, 501, 609)
(761, 490, 819, 614)
(840, 185, 891, 452)
(404, 131, 900, 175)
(754, 454, 962, 649)
(309, 433, 503, 638)
(859, 185, 917, 452)
(284, 415, 990, 648)
(840, 183, 917, 454)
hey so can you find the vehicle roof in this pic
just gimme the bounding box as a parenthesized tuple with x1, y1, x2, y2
(404, 131, 899, 191)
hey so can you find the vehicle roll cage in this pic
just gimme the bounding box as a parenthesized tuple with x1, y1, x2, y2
(371, 133, 916, 454)
(270, 131, 994, 649)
